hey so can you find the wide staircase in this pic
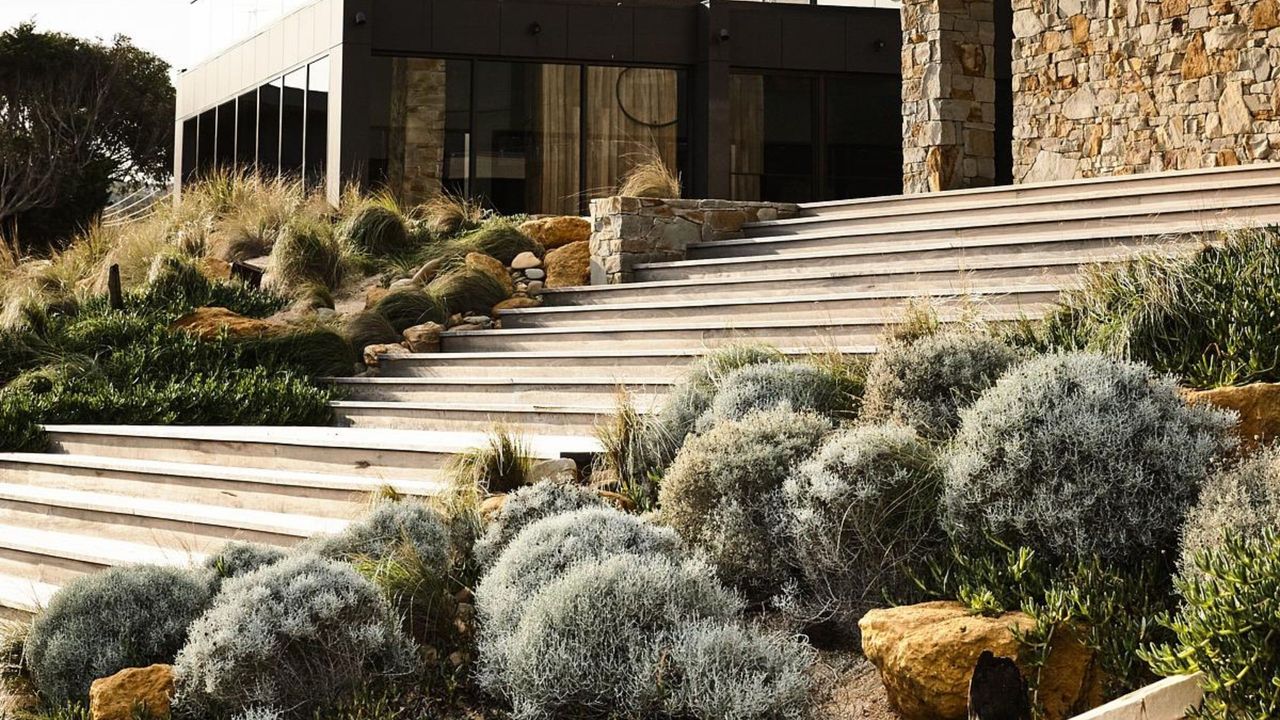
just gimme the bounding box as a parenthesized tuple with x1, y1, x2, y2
(2, 164, 1279, 618)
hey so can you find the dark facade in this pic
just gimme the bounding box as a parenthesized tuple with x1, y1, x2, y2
(176, 0, 907, 213)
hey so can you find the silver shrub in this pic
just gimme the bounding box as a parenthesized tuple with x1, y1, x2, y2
(696, 362, 850, 430)
(302, 500, 450, 571)
(783, 423, 943, 629)
(203, 542, 287, 585)
(172, 555, 415, 719)
(496, 554, 741, 719)
(943, 352, 1236, 565)
(472, 481, 607, 570)
(474, 507, 681, 694)
(1181, 445, 1280, 577)
(24, 565, 214, 705)
(862, 331, 1019, 439)
(660, 621, 814, 720)
(659, 407, 833, 601)
(231, 708, 284, 720)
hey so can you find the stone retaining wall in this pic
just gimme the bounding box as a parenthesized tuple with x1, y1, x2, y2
(588, 198, 800, 284)
(1013, 0, 1280, 182)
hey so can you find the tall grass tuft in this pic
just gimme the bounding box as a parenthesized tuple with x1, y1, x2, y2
(340, 194, 411, 257)
(435, 219, 541, 266)
(428, 267, 510, 316)
(372, 290, 448, 333)
(268, 217, 346, 292)
(415, 192, 485, 237)
(617, 145, 681, 199)
(448, 425, 533, 495)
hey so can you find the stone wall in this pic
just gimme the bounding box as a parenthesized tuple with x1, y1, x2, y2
(902, 0, 998, 192)
(588, 198, 800, 284)
(1012, 0, 1280, 182)
(388, 58, 446, 204)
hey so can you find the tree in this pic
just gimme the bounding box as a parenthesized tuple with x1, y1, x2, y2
(0, 23, 174, 249)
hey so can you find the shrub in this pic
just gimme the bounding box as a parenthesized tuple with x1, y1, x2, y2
(340, 200, 410, 256)
(862, 331, 1019, 439)
(490, 554, 739, 718)
(204, 542, 287, 584)
(474, 508, 681, 664)
(942, 352, 1235, 566)
(439, 220, 541, 265)
(1180, 446, 1280, 578)
(172, 555, 415, 719)
(372, 289, 448, 333)
(239, 327, 355, 379)
(1145, 530, 1280, 720)
(25, 565, 213, 705)
(472, 481, 607, 570)
(0, 389, 45, 451)
(1033, 227, 1280, 388)
(698, 362, 851, 429)
(342, 311, 400, 355)
(269, 217, 345, 291)
(448, 425, 533, 496)
(783, 423, 943, 628)
(660, 407, 833, 601)
(305, 500, 450, 573)
(429, 267, 510, 316)
(139, 256, 288, 320)
(661, 621, 814, 720)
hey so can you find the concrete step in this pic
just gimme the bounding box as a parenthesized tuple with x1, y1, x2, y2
(0, 571, 57, 619)
(0, 523, 201, 588)
(771, 163, 1280, 222)
(500, 285, 1060, 329)
(542, 256, 1099, 307)
(442, 307, 1035, 354)
(641, 232, 1204, 283)
(42, 425, 550, 483)
(0, 482, 346, 552)
(744, 168, 1280, 238)
(330, 401, 620, 435)
(330, 377, 669, 406)
(0, 453, 438, 518)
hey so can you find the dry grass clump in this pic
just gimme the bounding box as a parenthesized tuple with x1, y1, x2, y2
(449, 425, 533, 495)
(372, 289, 448, 333)
(267, 217, 347, 292)
(415, 192, 485, 237)
(618, 145, 681, 199)
(340, 194, 411, 257)
(342, 311, 400, 355)
(437, 220, 542, 266)
(429, 267, 510, 316)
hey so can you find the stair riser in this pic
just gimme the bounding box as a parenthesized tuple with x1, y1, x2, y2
(745, 183, 1280, 239)
(0, 503, 304, 552)
(0, 549, 107, 587)
(0, 465, 372, 520)
(48, 434, 450, 483)
(646, 238, 1200, 282)
(373, 356, 697, 381)
(542, 263, 1089, 306)
(333, 384, 666, 407)
(332, 407, 609, 435)
(501, 291, 1059, 329)
(1, 603, 36, 621)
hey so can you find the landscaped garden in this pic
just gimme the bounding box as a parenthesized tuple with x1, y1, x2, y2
(2, 173, 1280, 719)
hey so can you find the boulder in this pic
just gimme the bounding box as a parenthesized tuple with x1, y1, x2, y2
(528, 458, 578, 484)
(493, 297, 541, 312)
(199, 257, 233, 281)
(1187, 382, 1280, 450)
(402, 322, 444, 353)
(511, 252, 542, 270)
(89, 664, 174, 720)
(464, 252, 516, 295)
(518, 216, 591, 250)
(170, 308, 283, 341)
(860, 601, 1099, 720)
(363, 342, 409, 367)
(364, 285, 391, 310)
(544, 241, 590, 288)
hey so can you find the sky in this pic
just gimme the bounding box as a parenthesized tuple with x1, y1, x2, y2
(0, 0, 189, 69)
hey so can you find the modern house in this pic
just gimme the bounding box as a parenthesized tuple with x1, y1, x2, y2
(174, 0, 1013, 214)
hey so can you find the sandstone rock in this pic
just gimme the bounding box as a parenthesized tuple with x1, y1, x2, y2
(412, 258, 444, 285)
(402, 322, 444, 353)
(544, 241, 590, 288)
(596, 490, 637, 512)
(389, 278, 417, 292)
(465, 252, 516, 295)
(518, 216, 591, 250)
(1187, 382, 1280, 450)
(511, 251, 542, 270)
(89, 664, 174, 720)
(860, 601, 1099, 720)
(528, 458, 578, 484)
(363, 343, 409, 366)
(480, 494, 507, 518)
(199, 257, 233, 281)
(493, 297, 541, 312)
(364, 286, 391, 310)
(170, 308, 283, 341)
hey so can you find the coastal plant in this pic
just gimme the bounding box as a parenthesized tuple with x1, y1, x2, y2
(428, 267, 510, 316)
(1179, 445, 1280, 578)
(304, 500, 451, 574)
(437, 221, 541, 266)
(942, 352, 1235, 566)
(617, 145, 681, 199)
(659, 407, 833, 601)
(25, 565, 213, 705)
(417, 193, 485, 237)
(268, 216, 346, 291)
(172, 555, 415, 719)
(203, 542, 287, 586)
(447, 425, 533, 495)
(340, 197, 411, 256)
(372, 289, 448, 333)
(862, 330, 1019, 439)
(698, 362, 852, 429)
(783, 423, 943, 629)
(471, 481, 607, 570)
(342, 311, 400, 355)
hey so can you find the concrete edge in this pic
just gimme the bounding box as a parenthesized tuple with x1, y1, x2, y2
(1070, 674, 1204, 720)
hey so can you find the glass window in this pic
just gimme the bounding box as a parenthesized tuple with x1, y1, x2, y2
(824, 75, 902, 198)
(585, 66, 681, 203)
(181, 118, 199, 182)
(216, 100, 237, 169)
(305, 58, 330, 186)
(259, 79, 282, 174)
(731, 74, 815, 203)
(197, 108, 217, 177)
(236, 91, 258, 168)
(281, 68, 307, 175)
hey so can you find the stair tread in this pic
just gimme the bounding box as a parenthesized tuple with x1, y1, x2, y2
(0, 482, 347, 537)
(327, 376, 670, 386)
(0, 522, 204, 568)
(329, 400, 617, 415)
(0, 571, 58, 613)
(0, 452, 445, 496)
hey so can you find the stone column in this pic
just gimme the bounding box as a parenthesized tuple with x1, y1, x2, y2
(902, 0, 997, 193)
